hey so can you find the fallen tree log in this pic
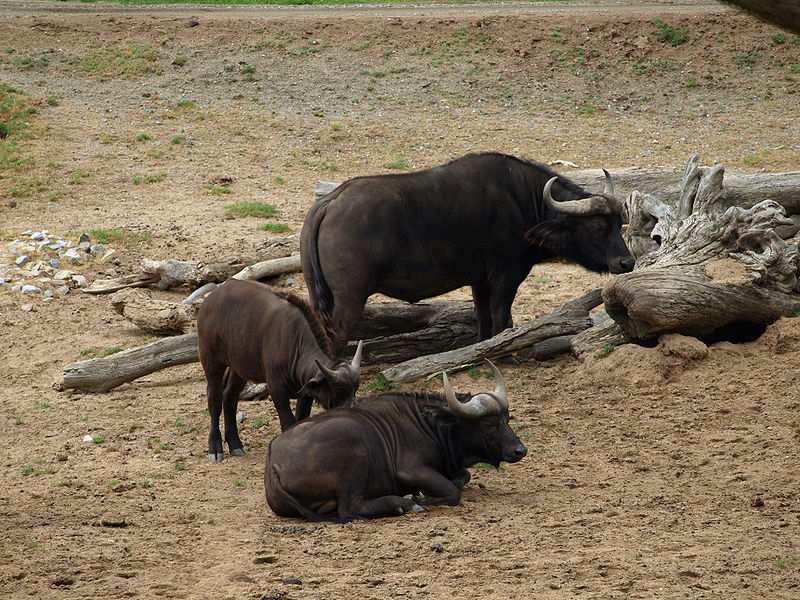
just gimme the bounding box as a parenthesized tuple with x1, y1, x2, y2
(61, 333, 199, 393)
(109, 288, 197, 335)
(604, 155, 800, 342)
(381, 289, 602, 383)
(83, 238, 300, 294)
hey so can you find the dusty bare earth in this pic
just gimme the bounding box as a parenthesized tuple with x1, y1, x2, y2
(1, 1, 800, 598)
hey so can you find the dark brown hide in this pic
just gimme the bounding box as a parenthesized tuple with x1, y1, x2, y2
(196, 279, 361, 461)
(301, 152, 631, 348)
(264, 366, 527, 522)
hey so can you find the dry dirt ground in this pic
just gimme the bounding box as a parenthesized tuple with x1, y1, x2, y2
(1, 1, 800, 598)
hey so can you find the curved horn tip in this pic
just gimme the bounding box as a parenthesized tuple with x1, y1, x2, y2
(483, 359, 508, 409)
(351, 339, 364, 369)
(602, 168, 615, 197)
(315, 358, 341, 383)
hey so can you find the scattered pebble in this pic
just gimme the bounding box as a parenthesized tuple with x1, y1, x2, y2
(0, 229, 125, 302)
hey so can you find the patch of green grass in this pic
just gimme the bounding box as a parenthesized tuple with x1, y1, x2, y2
(80, 345, 125, 358)
(385, 155, 409, 170)
(11, 53, 49, 71)
(22, 460, 54, 475)
(651, 18, 688, 46)
(71, 41, 161, 80)
(144, 172, 167, 183)
(204, 184, 232, 195)
(596, 344, 615, 359)
(224, 201, 278, 218)
(84, 228, 152, 246)
(259, 223, 291, 234)
(0, 85, 39, 173)
(467, 367, 492, 380)
(734, 51, 759, 70)
(772, 32, 786, 45)
(367, 373, 397, 393)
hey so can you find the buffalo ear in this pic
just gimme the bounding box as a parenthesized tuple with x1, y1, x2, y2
(299, 375, 325, 397)
(524, 220, 569, 251)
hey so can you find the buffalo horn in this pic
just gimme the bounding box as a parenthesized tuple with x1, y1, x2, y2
(484, 359, 508, 411)
(350, 339, 364, 371)
(443, 360, 508, 419)
(543, 176, 614, 216)
(603, 168, 615, 197)
(316, 339, 363, 385)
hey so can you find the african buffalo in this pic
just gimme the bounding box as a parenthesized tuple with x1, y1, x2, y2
(196, 279, 363, 461)
(264, 360, 527, 521)
(301, 152, 633, 348)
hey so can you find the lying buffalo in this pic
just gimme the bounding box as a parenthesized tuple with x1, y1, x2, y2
(197, 279, 363, 460)
(264, 360, 527, 521)
(301, 152, 633, 348)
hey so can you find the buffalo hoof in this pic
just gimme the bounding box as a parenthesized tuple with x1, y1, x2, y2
(230, 448, 247, 457)
(208, 452, 224, 462)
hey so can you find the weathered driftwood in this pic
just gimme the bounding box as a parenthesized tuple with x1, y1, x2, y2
(604, 155, 800, 342)
(110, 288, 197, 335)
(570, 318, 629, 361)
(82, 238, 301, 294)
(82, 272, 159, 294)
(61, 333, 199, 393)
(318, 168, 800, 216)
(381, 289, 602, 383)
(231, 254, 301, 281)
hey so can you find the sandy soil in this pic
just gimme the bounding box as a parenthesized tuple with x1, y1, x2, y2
(1, 1, 800, 598)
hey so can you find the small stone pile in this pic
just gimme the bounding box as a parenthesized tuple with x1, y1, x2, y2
(1, 230, 118, 302)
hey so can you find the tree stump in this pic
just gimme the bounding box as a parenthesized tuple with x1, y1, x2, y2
(603, 155, 800, 342)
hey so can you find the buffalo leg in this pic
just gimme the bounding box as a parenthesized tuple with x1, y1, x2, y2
(295, 395, 313, 423)
(471, 284, 493, 341)
(221, 369, 247, 456)
(201, 360, 226, 462)
(270, 383, 297, 432)
(339, 494, 422, 520)
(399, 467, 462, 506)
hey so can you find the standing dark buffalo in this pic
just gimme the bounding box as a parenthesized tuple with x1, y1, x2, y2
(196, 279, 363, 461)
(264, 360, 527, 521)
(301, 152, 633, 347)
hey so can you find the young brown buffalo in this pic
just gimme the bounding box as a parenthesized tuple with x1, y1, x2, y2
(197, 279, 362, 461)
